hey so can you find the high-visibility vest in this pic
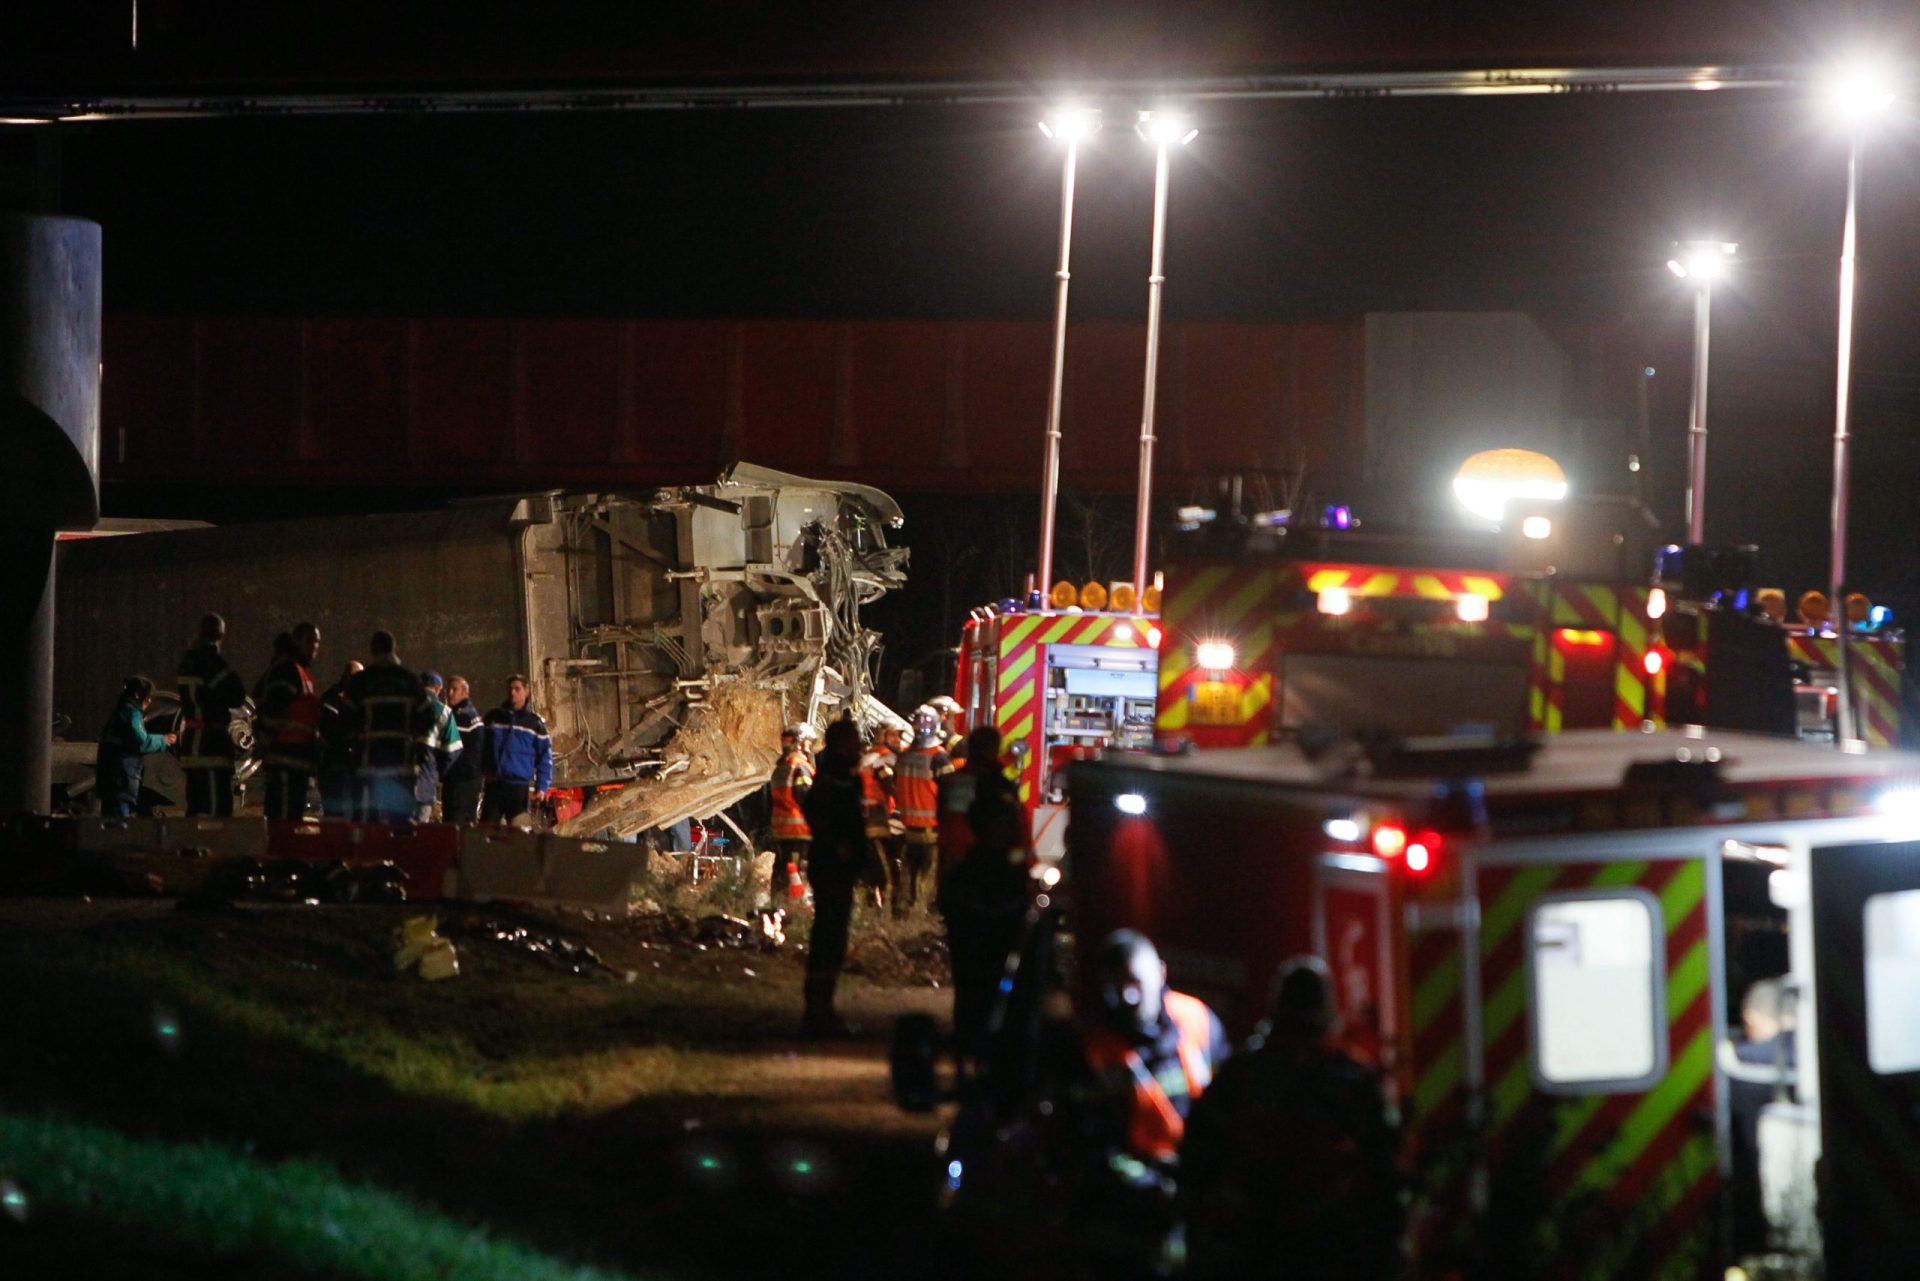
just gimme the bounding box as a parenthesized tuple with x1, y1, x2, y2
(859, 751, 896, 838)
(255, 658, 321, 771)
(1082, 990, 1219, 1162)
(771, 749, 812, 841)
(893, 744, 951, 831)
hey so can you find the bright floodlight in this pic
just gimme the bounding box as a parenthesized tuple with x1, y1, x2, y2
(1196, 639, 1237, 671)
(1115, 792, 1149, 816)
(1039, 105, 1101, 141)
(1138, 110, 1196, 146)
(1666, 240, 1738, 282)
(1452, 448, 1570, 525)
(1821, 58, 1901, 125)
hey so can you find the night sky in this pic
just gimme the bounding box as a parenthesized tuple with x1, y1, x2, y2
(14, 61, 1920, 677)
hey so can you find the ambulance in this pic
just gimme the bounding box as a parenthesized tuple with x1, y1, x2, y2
(1063, 726, 1920, 1277)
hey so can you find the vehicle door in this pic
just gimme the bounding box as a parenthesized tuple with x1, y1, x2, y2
(1808, 839, 1920, 1278)
(1472, 849, 1717, 1278)
(1314, 856, 1393, 1068)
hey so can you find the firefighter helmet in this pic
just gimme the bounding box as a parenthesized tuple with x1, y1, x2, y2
(783, 722, 819, 744)
(927, 695, 962, 718)
(911, 704, 943, 748)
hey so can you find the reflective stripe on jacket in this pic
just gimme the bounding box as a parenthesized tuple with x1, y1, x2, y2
(177, 643, 247, 769)
(771, 749, 812, 841)
(254, 657, 321, 771)
(1082, 990, 1220, 1162)
(480, 703, 553, 793)
(344, 661, 431, 777)
(894, 744, 951, 830)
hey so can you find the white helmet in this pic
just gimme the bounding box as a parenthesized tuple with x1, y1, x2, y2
(783, 722, 819, 743)
(911, 704, 943, 748)
(927, 695, 962, 718)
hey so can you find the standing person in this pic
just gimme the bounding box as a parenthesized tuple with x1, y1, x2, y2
(769, 722, 817, 902)
(1083, 929, 1230, 1165)
(176, 612, 248, 817)
(411, 671, 462, 823)
(479, 674, 552, 824)
(858, 723, 903, 909)
(937, 725, 1021, 886)
(799, 718, 866, 1038)
(1729, 978, 1797, 1256)
(439, 675, 485, 825)
(1180, 957, 1402, 1281)
(343, 631, 432, 823)
(891, 704, 954, 917)
(94, 676, 177, 817)
(253, 622, 323, 820)
(938, 778, 1031, 1071)
(316, 659, 363, 818)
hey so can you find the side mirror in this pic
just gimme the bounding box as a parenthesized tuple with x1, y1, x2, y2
(890, 1013, 943, 1112)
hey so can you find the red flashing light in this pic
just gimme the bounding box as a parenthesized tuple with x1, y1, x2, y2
(1147, 625, 1164, 649)
(1371, 823, 1407, 859)
(1645, 649, 1665, 676)
(1406, 829, 1442, 874)
(1374, 822, 1441, 872)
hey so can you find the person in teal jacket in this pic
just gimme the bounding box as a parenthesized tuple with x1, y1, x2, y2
(95, 676, 178, 817)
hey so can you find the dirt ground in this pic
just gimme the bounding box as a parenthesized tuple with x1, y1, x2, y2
(0, 895, 960, 1280)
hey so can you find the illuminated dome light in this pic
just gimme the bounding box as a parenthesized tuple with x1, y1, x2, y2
(1452, 449, 1569, 525)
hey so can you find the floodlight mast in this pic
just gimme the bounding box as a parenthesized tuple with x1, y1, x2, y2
(1132, 111, 1192, 599)
(1821, 57, 1897, 744)
(1667, 240, 1735, 545)
(1035, 107, 1097, 598)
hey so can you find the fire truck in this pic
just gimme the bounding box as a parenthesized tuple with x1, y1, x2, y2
(956, 496, 1911, 860)
(906, 726, 1920, 1277)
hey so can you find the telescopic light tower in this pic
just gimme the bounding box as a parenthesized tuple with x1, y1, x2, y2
(1819, 58, 1899, 742)
(1033, 105, 1099, 600)
(1665, 240, 1736, 545)
(1131, 109, 1198, 600)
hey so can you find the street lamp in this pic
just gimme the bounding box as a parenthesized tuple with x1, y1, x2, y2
(1665, 240, 1736, 545)
(1034, 105, 1100, 600)
(1130, 109, 1196, 599)
(1818, 57, 1900, 740)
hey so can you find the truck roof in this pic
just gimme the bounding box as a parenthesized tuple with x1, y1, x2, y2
(1099, 727, 1920, 805)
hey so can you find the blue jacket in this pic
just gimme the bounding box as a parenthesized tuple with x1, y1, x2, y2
(480, 703, 552, 792)
(95, 698, 171, 810)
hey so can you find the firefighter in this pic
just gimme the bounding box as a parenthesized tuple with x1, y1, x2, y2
(937, 724, 1022, 886)
(799, 717, 866, 1038)
(252, 622, 324, 820)
(316, 659, 363, 818)
(176, 612, 248, 817)
(1756, 588, 1787, 624)
(1179, 956, 1402, 1281)
(769, 722, 817, 902)
(891, 705, 954, 918)
(1797, 590, 1831, 632)
(439, 676, 485, 824)
(1083, 929, 1230, 1165)
(412, 671, 463, 822)
(927, 693, 966, 757)
(343, 631, 433, 823)
(858, 722, 903, 910)
(479, 673, 553, 825)
(94, 675, 177, 817)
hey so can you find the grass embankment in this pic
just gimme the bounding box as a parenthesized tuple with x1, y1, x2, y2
(0, 900, 947, 1279)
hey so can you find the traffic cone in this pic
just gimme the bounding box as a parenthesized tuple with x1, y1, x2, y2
(786, 862, 806, 899)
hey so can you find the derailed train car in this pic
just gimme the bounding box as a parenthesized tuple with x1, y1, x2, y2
(53, 464, 907, 837)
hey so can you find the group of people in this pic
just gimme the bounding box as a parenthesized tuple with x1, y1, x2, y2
(95, 612, 555, 825)
(774, 697, 1021, 1039)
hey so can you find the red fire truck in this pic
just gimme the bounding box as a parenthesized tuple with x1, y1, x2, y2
(1055, 726, 1920, 1278)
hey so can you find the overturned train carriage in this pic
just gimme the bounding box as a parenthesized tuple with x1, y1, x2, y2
(54, 464, 907, 837)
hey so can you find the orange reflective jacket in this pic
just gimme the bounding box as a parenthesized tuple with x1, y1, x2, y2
(1083, 990, 1219, 1162)
(770, 749, 812, 841)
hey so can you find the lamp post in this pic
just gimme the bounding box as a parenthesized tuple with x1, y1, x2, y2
(1820, 59, 1898, 742)
(1131, 109, 1197, 600)
(1033, 106, 1099, 601)
(1665, 241, 1736, 545)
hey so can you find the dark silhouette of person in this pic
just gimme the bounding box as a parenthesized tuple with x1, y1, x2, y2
(1180, 955, 1402, 1281)
(799, 717, 867, 1038)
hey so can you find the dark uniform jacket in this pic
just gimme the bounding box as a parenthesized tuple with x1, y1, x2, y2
(801, 763, 867, 887)
(442, 698, 484, 783)
(343, 660, 432, 778)
(254, 656, 322, 772)
(176, 642, 247, 770)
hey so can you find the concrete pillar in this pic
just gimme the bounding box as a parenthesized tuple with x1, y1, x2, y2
(0, 213, 101, 816)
